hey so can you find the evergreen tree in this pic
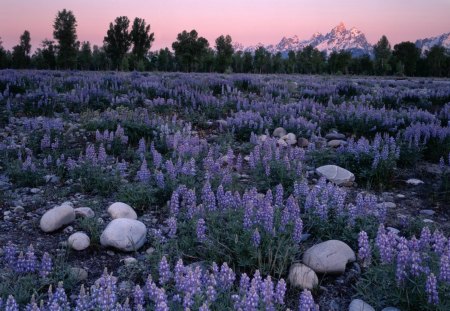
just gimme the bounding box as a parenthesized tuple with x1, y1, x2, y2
(392, 41, 420, 76)
(104, 16, 132, 70)
(215, 35, 234, 72)
(12, 30, 31, 68)
(242, 51, 253, 73)
(373, 35, 392, 75)
(130, 18, 154, 62)
(53, 9, 78, 69)
(78, 41, 92, 70)
(425, 45, 447, 77)
(172, 30, 209, 72)
(156, 48, 174, 71)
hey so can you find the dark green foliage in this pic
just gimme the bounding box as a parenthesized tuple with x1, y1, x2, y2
(69, 163, 120, 195)
(172, 30, 210, 72)
(130, 18, 154, 62)
(53, 9, 78, 69)
(373, 35, 392, 75)
(104, 16, 132, 70)
(12, 31, 31, 69)
(393, 41, 421, 76)
(215, 35, 234, 73)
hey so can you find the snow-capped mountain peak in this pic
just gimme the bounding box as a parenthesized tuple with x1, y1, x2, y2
(415, 32, 450, 54)
(244, 23, 373, 57)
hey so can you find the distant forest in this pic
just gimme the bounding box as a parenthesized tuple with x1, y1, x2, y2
(1, 9, 449, 77)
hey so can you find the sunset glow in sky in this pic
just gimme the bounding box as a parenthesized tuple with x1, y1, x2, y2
(1, 0, 449, 51)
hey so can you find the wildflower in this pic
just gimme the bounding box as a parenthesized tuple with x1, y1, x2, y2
(425, 273, 439, 305)
(358, 231, 372, 268)
(298, 289, 318, 311)
(196, 218, 207, 243)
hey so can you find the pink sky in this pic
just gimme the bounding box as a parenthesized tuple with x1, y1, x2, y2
(1, 0, 449, 51)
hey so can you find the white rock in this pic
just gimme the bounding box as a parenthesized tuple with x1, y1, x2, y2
(288, 263, 318, 289)
(273, 127, 287, 138)
(68, 232, 90, 251)
(376, 202, 396, 209)
(282, 133, 297, 145)
(327, 139, 346, 148)
(316, 165, 355, 186)
(123, 257, 138, 265)
(303, 240, 356, 274)
(40, 204, 75, 233)
(349, 299, 375, 311)
(258, 135, 268, 143)
(325, 132, 345, 140)
(406, 178, 424, 185)
(74, 207, 95, 218)
(100, 219, 147, 252)
(107, 202, 137, 220)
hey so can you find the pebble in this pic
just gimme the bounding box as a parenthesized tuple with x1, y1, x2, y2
(349, 299, 375, 311)
(69, 267, 88, 281)
(74, 207, 95, 218)
(288, 263, 319, 289)
(406, 178, 424, 185)
(68, 232, 90, 251)
(420, 209, 435, 216)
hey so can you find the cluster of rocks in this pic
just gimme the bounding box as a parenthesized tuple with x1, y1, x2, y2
(288, 239, 397, 311)
(39, 201, 147, 252)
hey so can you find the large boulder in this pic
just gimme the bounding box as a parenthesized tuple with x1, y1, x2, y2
(273, 127, 287, 138)
(325, 132, 346, 140)
(68, 232, 90, 251)
(327, 139, 346, 148)
(316, 165, 355, 186)
(40, 204, 75, 233)
(303, 240, 356, 274)
(107, 202, 137, 220)
(100, 219, 147, 252)
(288, 263, 318, 290)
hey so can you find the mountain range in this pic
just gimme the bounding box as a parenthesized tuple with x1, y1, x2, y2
(238, 23, 450, 57)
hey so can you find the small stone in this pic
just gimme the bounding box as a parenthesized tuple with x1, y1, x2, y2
(13, 206, 25, 213)
(107, 202, 137, 220)
(387, 227, 400, 235)
(376, 202, 396, 209)
(69, 267, 88, 281)
(282, 133, 297, 145)
(327, 139, 346, 148)
(74, 207, 95, 218)
(40, 204, 75, 233)
(30, 188, 40, 194)
(396, 194, 405, 199)
(123, 257, 138, 265)
(420, 209, 435, 216)
(303, 240, 356, 274)
(298, 137, 309, 148)
(423, 219, 434, 223)
(406, 178, 424, 185)
(316, 165, 355, 186)
(146, 247, 155, 255)
(63, 226, 74, 234)
(100, 218, 147, 252)
(273, 127, 287, 138)
(258, 135, 268, 143)
(325, 132, 345, 140)
(68, 232, 90, 251)
(288, 263, 319, 289)
(349, 299, 375, 311)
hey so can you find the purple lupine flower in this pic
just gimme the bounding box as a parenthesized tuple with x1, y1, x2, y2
(201, 181, 216, 211)
(425, 273, 439, 305)
(396, 237, 409, 285)
(293, 218, 303, 244)
(419, 226, 432, 249)
(432, 230, 447, 255)
(206, 273, 217, 303)
(274, 279, 286, 305)
(159, 256, 172, 285)
(97, 144, 107, 164)
(196, 218, 207, 243)
(154, 288, 169, 311)
(15, 252, 27, 273)
(155, 171, 165, 189)
(252, 228, 261, 248)
(5, 295, 19, 311)
(218, 262, 236, 290)
(261, 276, 275, 311)
(439, 156, 445, 173)
(74, 284, 91, 311)
(133, 285, 145, 307)
(4, 241, 17, 267)
(167, 217, 177, 238)
(358, 231, 372, 268)
(439, 254, 450, 282)
(275, 184, 284, 207)
(25, 245, 37, 272)
(239, 273, 251, 294)
(242, 282, 259, 311)
(298, 289, 318, 311)
(199, 303, 210, 311)
(40, 252, 53, 278)
(52, 282, 69, 309)
(138, 138, 146, 155)
(410, 250, 422, 277)
(136, 159, 151, 182)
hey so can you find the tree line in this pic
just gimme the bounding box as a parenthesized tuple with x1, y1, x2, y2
(0, 9, 449, 77)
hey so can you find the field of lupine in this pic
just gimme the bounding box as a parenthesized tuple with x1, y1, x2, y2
(0, 70, 449, 311)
